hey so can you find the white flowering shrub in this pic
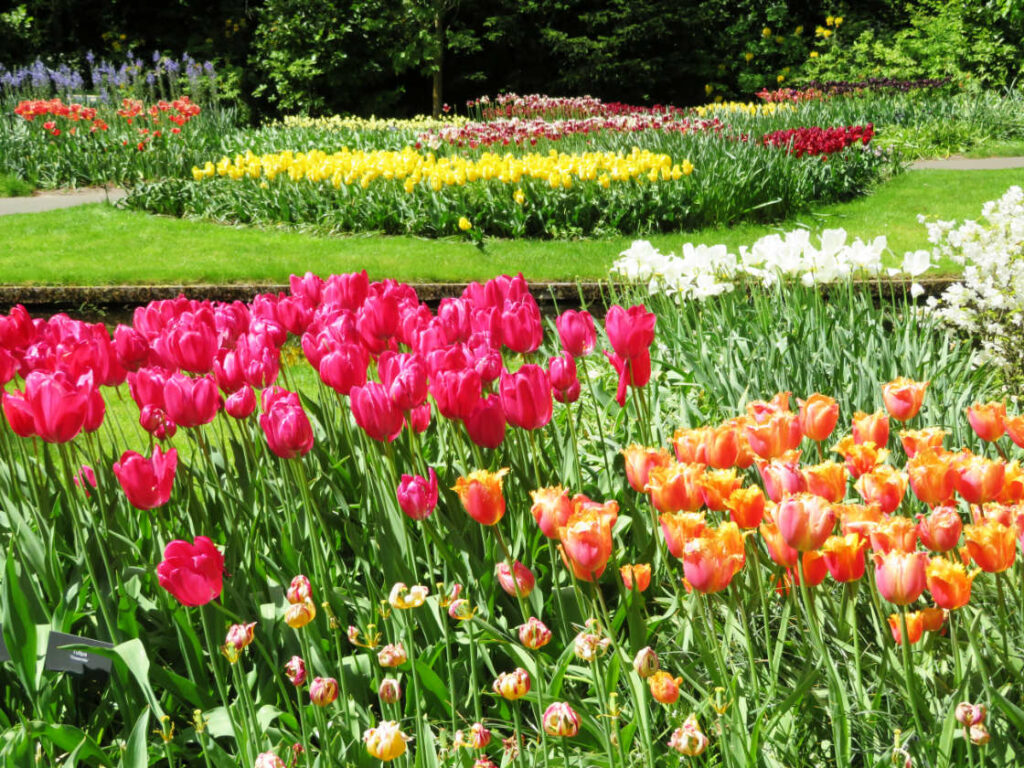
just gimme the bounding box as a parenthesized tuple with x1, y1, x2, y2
(926, 185, 1024, 385)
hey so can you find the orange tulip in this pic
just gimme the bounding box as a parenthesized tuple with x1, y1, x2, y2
(888, 611, 925, 645)
(833, 436, 888, 478)
(682, 522, 746, 593)
(622, 444, 672, 493)
(920, 606, 945, 632)
(796, 549, 828, 586)
(852, 410, 889, 447)
(836, 502, 883, 538)
(746, 411, 800, 459)
(964, 518, 1016, 573)
(558, 500, 618, 581)
(881, 377, 928, 421)
(926, 557, 976, 610)
(869, 514, 918, 554)
(725, 486, 766, 529)
(907, 449, 956, 507)
(899, 427, 948, 459)
(645, 462, 704, 513)
(671, 428, 708, 465)
(698, 468, 742, 511)
(729, 416, 756, 469)
(648, 670, 683, 704)
(874, 550, 928, 605)
(803, 461, 848, 503)
(530, 485, 573, 539)
(854, 465, 907, 513)
(454, 468, 510, 526)
(799, 393, 839, 442)
(822, 533, 867, 582)
(974, 502, 1015, 527)
(776, 493, 836, 551)
(916, 506, 962, 552)
(760, 507, 800, 568)
(1005, 414, 1024, 450)
(967, 401, 1006, 443)
(659, 511, 707, 558)
(703, 421, 742, 469)
(747, 391, 791, 422)
(1000, 461, 1024, 503)
(757, 452, 806, 502)
(620, 563, 651, 592)
(955, 453, 1005, 505)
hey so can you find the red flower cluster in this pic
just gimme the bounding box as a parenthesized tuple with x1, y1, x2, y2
(465, 93, 688, 122)
(14, 98, 106, 134)
(12, 96, 200, 144)
(761, 124, 874, 157)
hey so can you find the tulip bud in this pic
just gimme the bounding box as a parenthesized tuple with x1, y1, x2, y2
(969, 724, 990, 745)
(378, 677, 401, 704)
(378, 642, 407, 668)
(649, 670, 683, 704)
(955, 702, 986, 727)
(287, 575, 312, 604)
(454, 468, 509, 526)
(496, 560, 535, 597)
(363, 721, 411, 761)
(555, 309, 597, 357)
(225, 385, 256, 419)
(620, 563, 652, 592)
(799, 393, 839, 442)
(633, 646, 660, 678)
(284, 656, 306, 686)
(284, 598, 316, 629)
(493, 668, 531, 700)
(967, 401, 1006, 442)
(668, 714, 709, 756)
(225, 621, 257, 652)
(518, 617, 552, 650)
(396, 468, 438, 520)
(882, 377, 928, 421)
(448, 599, 475, 621)
(309, 677, 338, 706)
(542, 702, 580, 737)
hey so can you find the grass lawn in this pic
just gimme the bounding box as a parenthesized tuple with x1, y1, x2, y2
(0, 167, 1019, 285)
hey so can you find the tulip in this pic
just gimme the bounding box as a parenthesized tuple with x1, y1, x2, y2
(747, 391, 791, 421)
(970, 725, 991, 746)
(604, 304, 656, 359)
(605, 349, 652, 408)
(556, 309, 597, 357)
(888, 611, 925, 645)
(852, 409, 889, 447)
(722, 486, 765, 529)
(464, 394, 506, 449)
(113, 445, 178, 510)
(377, 643, 407, 668)
(804, 461, 849, 504)
(321, 270, 365, 309)
(225, 385, 256, 419)
(633, 646, 660, 678)
(874, 550, 928, 605)
(356, 294, 399, 353)
(113, 324, 150, 372)
(493, 668, 531, 700)
(955, 454, 1005, 505)
(776, 493, 836, 551)
(881, 376, 928, 421)
(379, 351, 429, 412)
(682, 522, 746, 593)
(351, 381, 404, 443)
(318, 343, 368, 396)
(869, 515, 918, 554)
(672, 427, 709, 464)
(396, 468, 438, 520)
(623, 444, 673, 494)
(964, 518, 1016, 573)
(837, 502, 884, 538)
(757, 454, 806, 503)
(916, 506, 963, 552)
(284, 656, 306, 686)
(225, 621, 257, 652)
(620, 563, 651, 592)
(259, 388, 314, 459)
(660, 511, 707, 558)
(448, 598, 475, 621)
(855, 465, 907, 513)
(529, 486, 573, 538)
(255, 752, 286, 768)
(760, 512, 800, 568)
(518, 618, 552, 650)
(834, 436, 888, 478)
(454, 723, 492, 750)
(967, 401, 1006, 442)
(559, 500, 617, 581)
(799, 393, 839, 442)
(668, 714, 709, 756)
(649, 670, 683, 704)
(437, 297, 472, 343)
(363, 721, 410, 762)
(1001, 461, 1024, 504)
(703, 422, 742, 468)
(746, 411, 800, 460)
(156, 536, 223, 607)
(163, 373, 220, 428)
(72, 464, 96, 497)
(542, 702, 580, 737)
(3, 370, 90, 443)
(822, 533, 867, 582)
(370, 677, 400, 706)
(956, 703, 987, 727)
(899, 427, 948, 458)
(548, 352, 581, 403)
(907, 449, 956, 507)
(698, 468, 742, 511)
(286, 574, 312, 604)
(431, 367, 482, 421)
(284, 599, 317, 629)
(1006, 414, 1024, 449)
(454, 468, 509, 526)
(574, 622, 611, 661)
(501, 297, 543, 354)
(496, 561, 535, 597)
(645, 462, 705, 513)
(926, 557, 976, 610)
(500, 364, 552, 430)
(388, 583, 429, 610)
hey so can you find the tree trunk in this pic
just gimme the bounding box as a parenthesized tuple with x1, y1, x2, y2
(432, 8, 445, 118)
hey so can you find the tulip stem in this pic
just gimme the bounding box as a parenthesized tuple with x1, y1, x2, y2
(465, 616, 482, 723)
(295, 684, 313, 768)
(994, 572, 1011, 660)
(747, 540, 774, 670)
(578, 356, 613, 484)
(846, 581, 868, 710)
(898, 606, 926, 740)
(231, 660, 263, 754)
(729, 588, 760, 696)
(949, 608, 963, 687)
(298, 630, 335, 768)
(546, 538, 571, 637)
(200, 603, 248, 765)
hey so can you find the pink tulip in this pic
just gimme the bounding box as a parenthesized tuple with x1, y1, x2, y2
(500, 364, 552, 430)
(465, 395, 506, 449)
(496, 560, 536, 597)
(164, 373, 220, 428)
(259, 387, 314, 458)
(156, 535, 223, 606)
(379, 352, 429, 412)
(556, 309, 597, 357)
(396, 468, 439, 520)
(501, 297, 543, 354)
(113, 445, 178, 510)
(351, 382, 403, 443)
(318, 343, 368, 396)
(605, 304, 656, 358)
(225, 386, 256, 419)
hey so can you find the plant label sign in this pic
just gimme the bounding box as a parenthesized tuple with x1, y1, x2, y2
(44, 631, 113, 676)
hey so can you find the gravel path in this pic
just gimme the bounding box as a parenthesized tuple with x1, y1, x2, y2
(909, 156, 1024, 170)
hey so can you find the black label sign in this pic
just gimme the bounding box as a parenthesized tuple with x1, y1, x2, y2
(44, 631, 113, 676)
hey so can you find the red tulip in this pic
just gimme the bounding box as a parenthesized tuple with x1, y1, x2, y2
(225, 385, 256, 419)
(113, 324, 150, 372)
(157, 535, 223, 607)
(351, 381, 404, 443)
(2, 370, 89, 443)
(259, 387, 314, 458)
(164, 373, 220, 428)
(465, 394, 506, 449)
(396, 468, 438, 520)
(604, 304, 656, 358)
(556, 310, 597, 357)
(500, 364, 552, 430)
(501, 298, 543, 354)
(379, 351, 428, 412)
(318, 343, 369, 396)
(113, 445, 178, 510)
(162, 310, 218, 374)
(605, 349, 652, 408)
(431, 368, 481, 421)
(548, 352, 581, 404)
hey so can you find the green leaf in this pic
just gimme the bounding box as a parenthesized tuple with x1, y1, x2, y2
(120, 708, 150, 768)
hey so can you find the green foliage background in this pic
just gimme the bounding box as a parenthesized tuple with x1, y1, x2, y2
(1, 0, 1022, 119)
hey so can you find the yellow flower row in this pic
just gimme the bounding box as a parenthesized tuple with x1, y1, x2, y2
(280, 114, 467, 132)
(192, 147, 694, 191)
(693, 101, 795, 117)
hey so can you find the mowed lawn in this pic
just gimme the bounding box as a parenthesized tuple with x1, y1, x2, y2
(0, 167, 1019, 285)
